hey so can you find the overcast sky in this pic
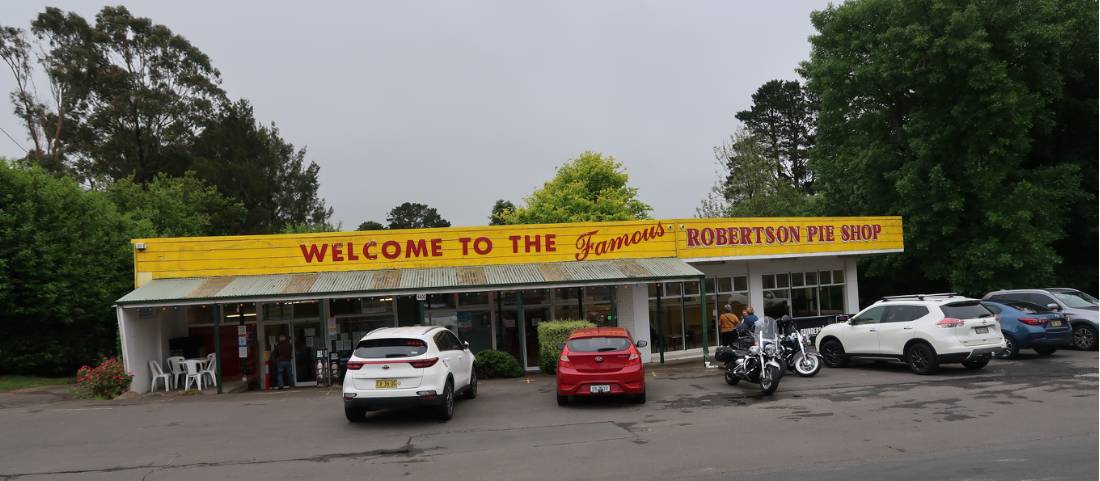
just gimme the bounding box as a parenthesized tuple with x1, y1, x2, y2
(0, 1, 832, 228)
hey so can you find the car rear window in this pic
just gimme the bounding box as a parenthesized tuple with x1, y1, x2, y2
(567, 337, 631, 353)
(353, 338, 427, 359)
(1004, 301, 1051, 314)
(941, 302, 994, 319)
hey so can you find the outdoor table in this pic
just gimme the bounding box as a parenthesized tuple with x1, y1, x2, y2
(181, 358, 209, 390)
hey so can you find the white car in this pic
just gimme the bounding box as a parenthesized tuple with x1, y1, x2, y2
(342, 326, 477, 422)
(816, 294, 1005, 374)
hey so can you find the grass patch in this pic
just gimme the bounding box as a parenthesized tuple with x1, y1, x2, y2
(0, 375, 74, 392)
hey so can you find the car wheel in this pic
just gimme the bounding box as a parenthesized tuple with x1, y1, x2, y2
(1072, 324, 1097, 350)
(819, 339, 848, 368)
(1034, 346, 1057, 356)
(995, 333, 1019, 359)
(344, 406, 366, 423)
(724, 371, 740, 385)
(905, 343, 939, 375)
(962, 355, 990, 370)
(435, 380, 455, 421)
(462, 369, 478, 399)
(760, 365, 782, 395)
(556, 394, 570, 406)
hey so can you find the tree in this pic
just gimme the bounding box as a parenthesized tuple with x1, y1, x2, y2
(357, 220, 385, 231)
(488, 200, 514, 225)
(0, 160, 134, 375)
(504, 151, 651, 224)
(105, 172, 246, 237)
(801, 0, 1096, 296)
(735, 79, 817, 193)
(698, 128, 809, 218)
(386, 202, 451, 229)
(17, 6, 226, 184)
(189, 100, 332, 234)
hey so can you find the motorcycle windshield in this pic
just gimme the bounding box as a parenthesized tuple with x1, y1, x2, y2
(756, 317, 780, 343)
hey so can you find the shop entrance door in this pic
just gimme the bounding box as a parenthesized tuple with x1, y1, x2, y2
(265, 321, 323, 387)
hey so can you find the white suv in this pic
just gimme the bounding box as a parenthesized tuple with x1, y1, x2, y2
(342, 326, 477, 422)
(816, 294, 1005, 374)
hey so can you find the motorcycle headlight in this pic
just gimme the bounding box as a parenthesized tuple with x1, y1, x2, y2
(764, 344, 777, 356)
(749, 346, 760, 355)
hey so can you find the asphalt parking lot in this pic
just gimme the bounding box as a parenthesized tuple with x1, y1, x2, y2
(0, 350, 1096, 481)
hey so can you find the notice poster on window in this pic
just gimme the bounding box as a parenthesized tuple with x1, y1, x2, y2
(237, 325, 247, 335)
(238, 346, 248, 358)
(305, 336, 314, 348)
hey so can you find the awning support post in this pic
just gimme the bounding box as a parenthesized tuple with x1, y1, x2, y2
(214, 304, 224, 394)
(516, 291, 527, 368)
(656, 284, 665, 364)
(699, 276, 709, 365)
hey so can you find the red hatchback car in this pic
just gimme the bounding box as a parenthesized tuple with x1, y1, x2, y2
(556, 327, 647, 405)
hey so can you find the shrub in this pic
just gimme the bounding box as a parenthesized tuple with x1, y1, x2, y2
(536, 320, 596, 374)
(74, 357, 132, 399)
(474, 350, 524, 378)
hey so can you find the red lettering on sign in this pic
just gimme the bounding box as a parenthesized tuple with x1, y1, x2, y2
(363, 241, 378, 260)
(381, 241, 401, 259)
(473, 237, 492, 255)
(346, 242, 360, 261)
(545, 234, 557, 252)
(458, 237, 472, 255)
(406, 239, 428, 258)
(509, 235, 522, 253)
(430, 238, 443, 257)
(575, 223, 665, 260)
(332, 243, 345, 262)
(686, 228, 700, 247)
(299, 244, 328, 263)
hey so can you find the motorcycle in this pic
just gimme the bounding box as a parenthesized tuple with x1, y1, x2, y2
(778, 315, 822, 377)
(714, 316, 785, 395)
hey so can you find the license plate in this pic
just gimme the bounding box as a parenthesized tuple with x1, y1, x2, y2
(375, 379, 398, 389)
(1050, 320, 1063, 327)
(975, 326, 989, 334)
(589, 384, 611, 393)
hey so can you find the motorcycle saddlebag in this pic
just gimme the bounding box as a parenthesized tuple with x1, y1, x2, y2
(714, 346, 736, 363)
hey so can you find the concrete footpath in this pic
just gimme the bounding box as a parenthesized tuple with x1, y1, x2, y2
(0, 351, 1096, 480)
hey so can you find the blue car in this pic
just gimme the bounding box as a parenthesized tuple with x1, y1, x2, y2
(981, 301, 1073, 358)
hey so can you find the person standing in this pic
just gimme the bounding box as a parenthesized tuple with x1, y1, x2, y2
(717, 304, 741, 347)
(741, 306, 759, 333)
(272, 334, 294, 389)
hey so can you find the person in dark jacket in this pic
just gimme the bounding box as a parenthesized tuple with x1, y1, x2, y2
(272, 334, 294, 389)
(741, 306, 759, 332)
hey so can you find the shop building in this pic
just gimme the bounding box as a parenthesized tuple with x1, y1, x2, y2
(115, 217, 903, 393)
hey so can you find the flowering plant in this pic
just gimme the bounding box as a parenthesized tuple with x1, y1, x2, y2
(75, 357, 132, 399)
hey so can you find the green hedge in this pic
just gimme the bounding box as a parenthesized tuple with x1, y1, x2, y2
(474, 350, 524, 378)
(536, 320, 596, 373)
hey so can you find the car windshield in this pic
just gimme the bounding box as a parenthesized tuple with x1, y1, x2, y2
(1050, 289, 1099, 309)
(568, 337, 631, 352)
(353, 338, 428, 359)
(942, 302, 994, 319)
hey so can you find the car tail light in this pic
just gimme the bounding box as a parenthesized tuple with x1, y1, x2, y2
(559, 349, 573, 369)
(346, 361, 365, 370)
(1018, 317, 1045, 326)
(937, 318, 964, 328)
(408, 357, 438, 368)
(627, 351, 640, 365)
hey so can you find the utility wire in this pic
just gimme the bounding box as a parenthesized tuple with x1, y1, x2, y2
(0, 125, 28, 154)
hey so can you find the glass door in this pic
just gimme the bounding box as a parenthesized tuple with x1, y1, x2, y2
(292, 320, 323, 385)
(264, 323, 292, 389)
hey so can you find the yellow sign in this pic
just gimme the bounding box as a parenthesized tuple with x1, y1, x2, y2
(132, 217, 902, 286)
(672, 217, 903, 260)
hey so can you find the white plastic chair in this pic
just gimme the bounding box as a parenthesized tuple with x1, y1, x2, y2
(165, 356, 185, 389)
(200, 353, 217, 386)
(148, 360, 171, 392)
(184, 361, 204, 391)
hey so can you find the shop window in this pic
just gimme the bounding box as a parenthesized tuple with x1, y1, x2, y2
(263, 303, 293, 321)
(775, 273, 790, 289)
(665, 282, 682, 297)
(733, 276, 748, 292)
(763, 289, 791, 318)
(458, 292, 489, 307)
(805, 271, 818, 286)
(682, 296, 703, 349)
(683, 281, 700, 296)
(649, 294, 684, 352)
(292, 301, 319, 319)
(819, 285, 845, 315)
(832, 269, 844, 284)
(717, 277, 733, 293)
(523, 289, 550, 306)
(791, 272, 804, 287)
(762, 275, 775, 290)
(396, 296, 420, 326)
(791, 287, 818, 317)
(819, 270, 833, 285)
(362, 297, 394, 315)
(704, 278, 716, 295)
(330, 298, 360, 316)
(554, 287, 582, 320)
(428, 293, 456, 310)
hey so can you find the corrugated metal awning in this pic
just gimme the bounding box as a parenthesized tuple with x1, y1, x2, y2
(116, 258, 703, 308)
